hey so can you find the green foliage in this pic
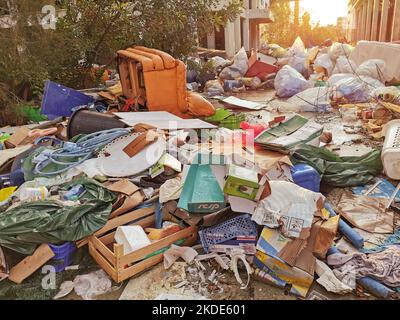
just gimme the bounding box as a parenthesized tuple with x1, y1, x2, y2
(0, 0, 242, 124)
(262, 0, 294, 48)
(262, 0, 342, 48)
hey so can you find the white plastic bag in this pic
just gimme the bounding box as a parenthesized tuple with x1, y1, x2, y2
(328, 43, 354, 61)
(331, 75, 385, 103)
(314, 54, 334, 76)
(220, 47, 249, 80)
(356, 59, 389, 83)
(332, 56, 357, 74)
(210, 56, 230, 69)
(287, 87, 331, 113)
(327, 73, 354, 87)
(274, 65, 312, 98)
(288, 37, 309, 76)
(290, 37, 306, 55)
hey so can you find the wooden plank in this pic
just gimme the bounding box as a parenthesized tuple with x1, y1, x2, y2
(380, 0, 390, 41)
(76, 206, 155, 248)
(118, 232, 198, 282)
(360, 0, 367, 40)
(391, 0, 400, 41)
(120, 226, 197, 266)
(8, 244, 55, 284)
(88, 242, 118, 282)
(365, 0, 373, 40)
(371, 0, 380, 40)
(98, 214, 157, 246)
(98, 206, 155, 236)
(89, 236, 116, 265)
(120, 253, 164, 281)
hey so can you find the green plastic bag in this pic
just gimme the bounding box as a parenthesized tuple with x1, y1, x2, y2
(291, 145, 383, 187)
(0, 177, 115, 255)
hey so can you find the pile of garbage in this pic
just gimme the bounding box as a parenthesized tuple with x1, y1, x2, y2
(0, 42, 400, 301)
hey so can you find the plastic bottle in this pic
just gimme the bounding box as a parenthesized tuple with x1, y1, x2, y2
(20, 187, 49, 202)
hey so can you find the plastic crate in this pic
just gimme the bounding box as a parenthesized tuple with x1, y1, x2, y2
(199, 214, 258, 253)
(49, 242, 76, 272)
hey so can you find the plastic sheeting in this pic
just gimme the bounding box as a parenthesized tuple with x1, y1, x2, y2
(0, 178, 116, 255)
(291, 145, 383, 187)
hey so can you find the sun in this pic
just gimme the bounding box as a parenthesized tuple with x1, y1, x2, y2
(298, 0, 349, 26)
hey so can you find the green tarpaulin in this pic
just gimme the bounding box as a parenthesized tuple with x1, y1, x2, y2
(0, 178, 115, 255)
(291, 145, 383, 187)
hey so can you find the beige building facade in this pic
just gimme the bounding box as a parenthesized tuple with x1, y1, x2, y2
(347, 0, 400, 42)
(202, 0, 272, 57)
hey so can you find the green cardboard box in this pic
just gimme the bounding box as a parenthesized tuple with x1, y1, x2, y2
(223, 164, 260, 200)
(178, 164, 226, 214)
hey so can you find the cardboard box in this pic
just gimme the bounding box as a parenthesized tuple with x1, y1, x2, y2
(253, 251, 314, 298)
(178, 164, 225, 213)
(223, 164, 260, 200)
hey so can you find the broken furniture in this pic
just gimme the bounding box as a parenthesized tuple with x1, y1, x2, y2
(117, 46, 215, 118)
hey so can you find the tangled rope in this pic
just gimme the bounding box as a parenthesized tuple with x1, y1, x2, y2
(33, 128, 131, 176)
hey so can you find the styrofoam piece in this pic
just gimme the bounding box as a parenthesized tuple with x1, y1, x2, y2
(115, 226, 151, 255)
(97, 132, 167, 177)
(382, 120, 400, 180)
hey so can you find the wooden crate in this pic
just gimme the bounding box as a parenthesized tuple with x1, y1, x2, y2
(88, 204, 198, 283)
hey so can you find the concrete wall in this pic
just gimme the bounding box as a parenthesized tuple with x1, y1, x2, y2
(205, 0, 272, 57)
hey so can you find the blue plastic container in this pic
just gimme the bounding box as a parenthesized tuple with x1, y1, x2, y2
(49, 242, 76, 272)
(41, 81, 94, 119)
(291, 164, 321, 193)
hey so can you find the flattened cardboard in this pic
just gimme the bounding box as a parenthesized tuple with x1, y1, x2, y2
(8, 244, 55, 284)
(107, 179, 140, 196)
(107, 180, 144, 218)
(4, 127, 33, 148)
(313, 215, 340, 259)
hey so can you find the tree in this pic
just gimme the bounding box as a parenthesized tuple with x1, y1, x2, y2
(0, 0, 243, 126)
(299, 12, 312, 48)
(261, 0, 294, 48)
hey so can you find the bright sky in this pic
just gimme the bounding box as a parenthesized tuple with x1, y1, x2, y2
(299, 0, 349, 26)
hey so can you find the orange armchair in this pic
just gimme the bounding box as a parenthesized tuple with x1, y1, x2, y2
(117, 46, 215, 119)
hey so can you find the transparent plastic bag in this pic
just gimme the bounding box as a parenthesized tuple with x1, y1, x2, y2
(328, 43, 354, 61)
(287, 87, 331, 112)
(220, 47, 249, 80)
(331, 75, 384, 103)
(274, 65, 311, 98)
(328, 73, 354, 87)
(314, 54, 334, 76)
(356, 59, 389, 83)
(288, 37, 309, 76)
(332, 56, 357, 74)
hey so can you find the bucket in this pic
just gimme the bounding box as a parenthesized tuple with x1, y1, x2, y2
(49, 242, 77, 272)
(67, 108, 127, 139)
